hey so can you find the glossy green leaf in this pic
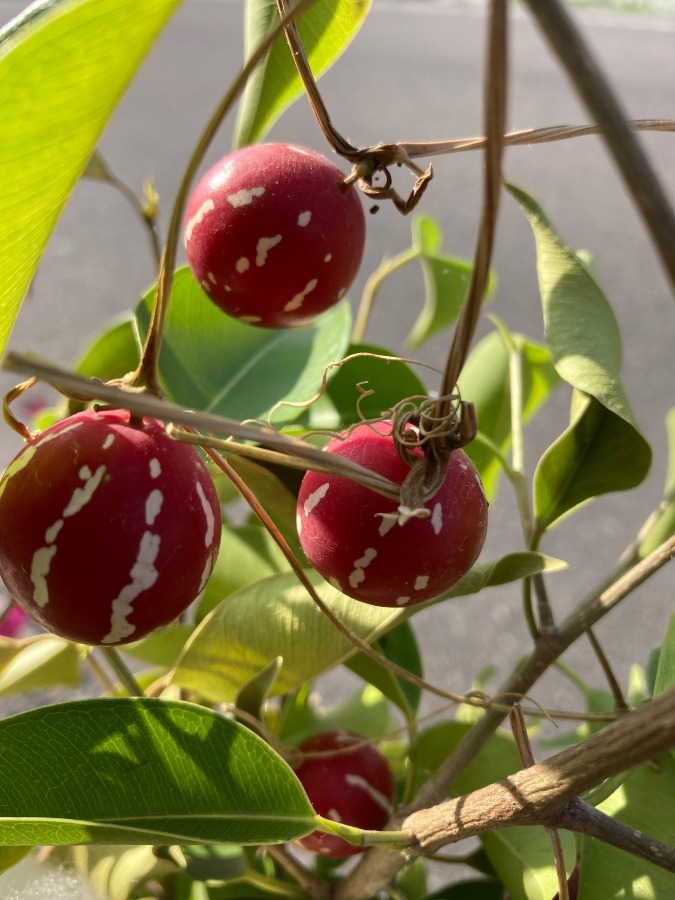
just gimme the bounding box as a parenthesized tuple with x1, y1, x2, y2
(0, 634, 81, 696)
(347, 619, 423, 716)
(235, 656, 283, 721)
(234, 0, 371, 148)
(534, 390, 652, 534)
(507, 183, 651, 532)
(226, 456, 301, 552)
(653, 614, 675, 699)
(0, 0, 182, 359)
(639, 408, 675, 557)
(0, 698, 314, 846)
(458, 328, 561, 501)
(417, 722, 575, 900)
(171, 552, 564, 704)
(199, 522, 291, 621)
(579, 755, 675, 899)
(135, 267, 351, 425)
(407, 216, 497, 351)
(0, 846, 30, 876)
(76, 315, 140, 383)
(282, 683, 390, 746)
(122, 625, 193, 670)
(395, 857, 428, 900)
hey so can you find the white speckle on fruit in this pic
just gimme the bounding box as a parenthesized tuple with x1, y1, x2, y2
(102, 531, 161, 644)
(303, 482, 329, 516)
(201, 280, 211, 291)
(102, 434, 115, 450)
(396, 596, 410, 606)
(63, 465, 106, 517)
(377, 514, 397, 537)
(414, 575, 429, 591)
(149, 458, 161, 479)
(236, 257, 250, 273)
(345, 774, 393, 814)
(337, 288, 347, 299)
(185, 198, 215, 242)
(208, 271, 217, 284)
(227, 186, 265, 208)
(327, 808, 342, 822)
(45, 519, 64, 544)
(195, 481, 216, 547)
(255, 234, 282, 266)
(284, 278, 318, 312)
(0, 420, 83, 500)
(349, 547, 377, 589)
(459, 461, 468, 471)
(431, 503, 443, 535)
(198, 554, 215, 593)
(239, 315, 262, 324)
(224, 285, 232, 292)
(30, 545, 58, 608)
(324, 253, 332, 262)
(297, 210, 312, 227)
(145, 489, 163, 526)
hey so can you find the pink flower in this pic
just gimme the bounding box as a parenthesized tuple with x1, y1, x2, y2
(0, 605, 28, 639)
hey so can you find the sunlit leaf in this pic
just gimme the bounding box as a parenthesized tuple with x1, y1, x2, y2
(171, 552, 564, 704)
(639, 407, 675, 558)
(347, 620, 423, 716)
(234, 0, 371, 147)
(0, 634, 81, 696)
(653, 613, 675, 699)
(0, 699, 314, 846)
(0, 0, 182, 359)
(135, 267, 351, 426)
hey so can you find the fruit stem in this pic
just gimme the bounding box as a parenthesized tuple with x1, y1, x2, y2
(101, 647, 144, 697)
(314, 815, 413, 851)
(131, 0, 318, 394)
(352, 248, 419, 345)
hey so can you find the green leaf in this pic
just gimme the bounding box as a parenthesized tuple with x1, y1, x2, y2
(507, 183, 651, 532)
(347, 620, 423, 716)
(76, 315, 141, 383)
(135, 267, 351, 425)
(122, 625, 193, 670)
(653, 613, 675, 699)
(199, 522, 291, 621)
(0, 634, 81, 696)
(579, 756, 675, 900)
(0, 698, 314, 846)
(163, 844, 247, 883)
(533, 390, 652, 534)
(417, 722, 575, 900)
(171, 553, 563, 704)
(407, 216, 497, 351)
(0, 846, 30, 876)
(234, 0, 371, 148)
(0, 0, 182, 359)
(458, 329, 561, 501)
(426, 881, 503, 900)
(235, 656, 283, 721)
(639, 407, 675, 558)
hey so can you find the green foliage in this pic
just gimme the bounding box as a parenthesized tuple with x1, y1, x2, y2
(0, 699, 314, 846)
(135, 267, 352, 425)
(234, 0, 371, 147)
(0, 0, 182, 359)
(0, 635, 81, 696)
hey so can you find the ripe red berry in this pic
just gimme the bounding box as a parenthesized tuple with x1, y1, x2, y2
(297, 422, 488, 607)
(295, 730, 395, 857)
(0, 409, 221, 646)
(183, 142, 365, 328)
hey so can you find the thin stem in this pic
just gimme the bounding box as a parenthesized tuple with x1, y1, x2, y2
(101, 647, 144, 697)
(586, 626, 628, 711)
(521, 0, 675, 297)
(352, 248, 419, 345)
(266, 846, 330, 900)
(85, 652, 118, 696)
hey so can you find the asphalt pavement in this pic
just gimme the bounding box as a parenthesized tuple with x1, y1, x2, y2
(1, 0, 674, 718)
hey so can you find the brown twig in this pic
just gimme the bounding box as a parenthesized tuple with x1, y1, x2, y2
(267, 846, 331, 900)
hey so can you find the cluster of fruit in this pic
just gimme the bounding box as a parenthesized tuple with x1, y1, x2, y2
(0, 143, 487, 856)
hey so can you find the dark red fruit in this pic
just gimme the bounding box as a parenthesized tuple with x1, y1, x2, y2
(0, 409, 221, 645)
(295, 730, 395, 857)
(183, 142, 365, 328)
(297, 422, 488, 607)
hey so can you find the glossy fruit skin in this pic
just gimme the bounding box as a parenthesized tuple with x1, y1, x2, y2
(183, 142, 365, 328)
(0, 409, 221, 646)
(297, 422, 488, 607)
(295, 730, 395, 857)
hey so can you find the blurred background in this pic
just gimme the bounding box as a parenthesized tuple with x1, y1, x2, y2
(0, 0, 673, 744)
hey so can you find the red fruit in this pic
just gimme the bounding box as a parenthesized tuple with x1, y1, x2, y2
(297, 422, 488, 607)
(183, 142, 365, 328)
(0, 409, 221, 645)
(295, 730, 395, 857)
